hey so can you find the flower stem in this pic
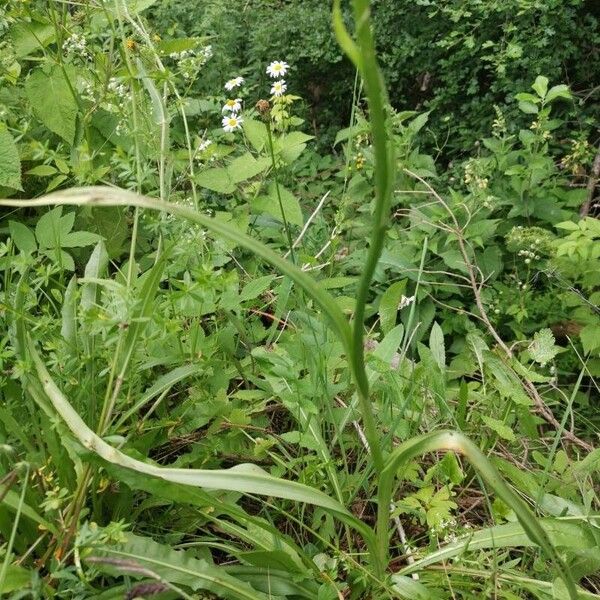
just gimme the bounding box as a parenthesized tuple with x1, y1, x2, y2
(266, 121, 296, 264)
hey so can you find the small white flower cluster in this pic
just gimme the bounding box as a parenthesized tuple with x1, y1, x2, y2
(107, 77, 127, 99)
(266, 60, 288, 98)
(198, 139, 212, 152)
(169, 45, 213, 80)
(221, 76, 244, 133)
(62, 33, 90, 60)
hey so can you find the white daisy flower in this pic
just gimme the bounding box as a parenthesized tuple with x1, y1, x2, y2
(222, 114, 243, 133)
(224, 76, 244, 91)
(222, 98, 242, 112)
(266, 60, 289, 78)
(270, 80, 287, 97)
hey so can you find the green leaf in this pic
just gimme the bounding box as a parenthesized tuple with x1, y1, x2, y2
(242, 119, 268, 152)
(546, 84, 572, 103)
(24, 338, 364, 529)
(10, 20, 55, 58)
(26, 165, 57, 177)
(529, 328, 560, 367)
(518, 101, 539, 115)
(0, 126, 22, 191)
(239, 275, 275, 302)
(580, 324, 600, 355)
(532, 76, 549, 99)
(60, 231, 102, 248)
(253, 183, 303, 227)
(61, 276, 77, 347)
(429, 322, 445, 369)
(379, 280, 407, 334)
(87, 533, 268, 600)
(8, 221, 36, 254)
(196, 167, 236, 194)
(35, 206, 75, 249)
(25, 66, 78, 144)
(481, 415, 516, 442)
(277, 131, 313, 164)
(227, 153, 271, 184)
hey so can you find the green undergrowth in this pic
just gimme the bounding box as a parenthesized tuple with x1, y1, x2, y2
(0, 1, 599, 599)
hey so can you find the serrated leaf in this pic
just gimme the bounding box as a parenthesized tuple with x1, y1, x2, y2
(277, 131, 313, 164)
(529, 328, 560, 367)
(518, 101, 539, 115)
(25, 66, 78, 144)
(0, 126, 22, 191)
(88, 533, 267, 600)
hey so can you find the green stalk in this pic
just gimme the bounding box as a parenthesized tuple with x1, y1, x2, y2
(266, 121, 296, 264)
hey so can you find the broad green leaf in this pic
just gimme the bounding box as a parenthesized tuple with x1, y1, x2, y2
(0, 127, 22, 191)
(61, 276, 77, 347)
(25, 66, 78, 144)
(8, 221, 36, 254)
(277, 131, 313, 164)
(239, 275, 275, 302)
(196, 167, 236, 194)
(532, 75, 549, 98)
(546, 84, 572, 103)
(373, 324, 404, 364)
(0, 487, 57, 535)
(580, 324, 600, 355)
(0, 565, 32, 594)
(35, 206, 75, 249)
(10, 20, 54, 57)
(253, 183, 303, 227)
(429, 322, 445, 369)
(60, 231, 102, 248)
(518, 101, 539, 115)
(26, 165, 57, 177)
(227, 153, 271, 183)
(379, 279, 407, 334)
(242, 119, 268, 152)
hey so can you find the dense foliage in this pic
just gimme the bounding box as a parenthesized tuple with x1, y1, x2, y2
(0, 1, 599, 599)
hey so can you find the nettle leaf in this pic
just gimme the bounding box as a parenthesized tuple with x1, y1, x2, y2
(0, 126, 22, 191)
(25, 65, 78, 145)
(10, 20, 55, 58)
(528, 328, 560, 367)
